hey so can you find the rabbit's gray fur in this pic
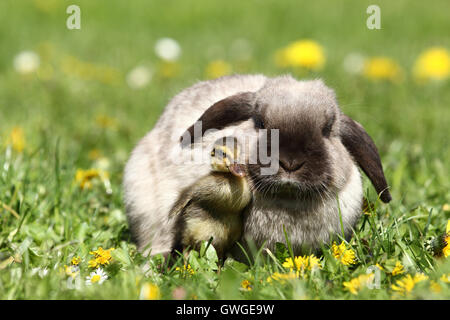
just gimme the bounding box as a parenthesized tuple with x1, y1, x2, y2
(123, 74, 390, 256)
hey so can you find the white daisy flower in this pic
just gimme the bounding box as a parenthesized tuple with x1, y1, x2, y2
(343, 52, 365, 74)
(126, 65, 152, 89)
(154, 37, 181, 61)
(13, 51, 40, 74)
(85, 268, 108, 285)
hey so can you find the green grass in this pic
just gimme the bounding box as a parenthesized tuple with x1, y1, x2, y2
(0, 0, 449, 299)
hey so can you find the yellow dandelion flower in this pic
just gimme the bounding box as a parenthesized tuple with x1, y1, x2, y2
(140, 283, 161, 300)
(391, 274, 428, 295)
(363, 57, 402, 82)
(275, 40, 325, 70)
(332, 241, 356, 265)
(391, 261, 405, 276)
(341, 250, 356, 265)
(7, 127, 26, 153)
(75, 169, 99, 189)
(96, 255, 110, 265)
(441, 220, 450, 257)
(343, 274, 374, 295)
(88, 259, 99, 268)
(282, 254, 322, 276)
(241, 279, 252, 291)
(415, 273, 428, 282)
(430, 281, 441, 293)
(282, 257, 295, 270)
(70, 256, 81, 266)
(75, 168, 108, 190)
(391, 275, 416, 295)
(413, 47, 450, 81)
(89, 247, 114, 267)
(95, 115, 118, 130)
(443, 235, 450, 258)
(375, 263, 384, 271)
(440, 274, 449, 283)
(308, 255, 322, 269)
(205, 60, 232, 79)
(88, 149, 102, 161)
(267, 272, 298, 283)
(32, 0, 61, 13)
(175, 264, 195, 275)
(442, 204, 450, 212)
(92, 247, 114, 258)
(158, 61, 180, 79)
(60, 55, 121, 85)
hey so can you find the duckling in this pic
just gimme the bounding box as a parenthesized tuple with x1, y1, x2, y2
(170, 137, 251, 260)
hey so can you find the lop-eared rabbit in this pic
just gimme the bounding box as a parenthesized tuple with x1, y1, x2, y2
(123, 74, 391, 257)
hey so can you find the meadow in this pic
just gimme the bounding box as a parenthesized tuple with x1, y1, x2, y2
(0, 0, 449, 299)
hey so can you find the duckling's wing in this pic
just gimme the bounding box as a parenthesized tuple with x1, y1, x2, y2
(169, 174, 219, 217)
(169, 191, 193, 217)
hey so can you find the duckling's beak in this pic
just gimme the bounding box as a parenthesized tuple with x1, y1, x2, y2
(211, 142, 245, 176)
(228, 163, 246, 177)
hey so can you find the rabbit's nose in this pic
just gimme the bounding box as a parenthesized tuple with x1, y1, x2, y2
(279, 158, 305, 173)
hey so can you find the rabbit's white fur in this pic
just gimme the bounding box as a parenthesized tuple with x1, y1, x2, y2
(124, 75, 266, 255)
(124, 74, 363, 255)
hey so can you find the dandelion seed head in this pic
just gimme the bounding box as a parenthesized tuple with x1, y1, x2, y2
(343, 53, 365, 74)
(14, 51, 40, 74)
(154, 38, 181, 61)
(126, 65, 152, 89)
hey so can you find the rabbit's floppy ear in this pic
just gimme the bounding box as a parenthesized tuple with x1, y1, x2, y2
(340, 114, 392, 203)
(180, 92, 255, 146)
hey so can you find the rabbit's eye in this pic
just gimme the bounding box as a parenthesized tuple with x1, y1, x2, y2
(322, 118, 334, 137)
(253, 115, 265, 129)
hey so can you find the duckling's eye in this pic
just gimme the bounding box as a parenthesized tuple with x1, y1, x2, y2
(214, 149, 225, 159)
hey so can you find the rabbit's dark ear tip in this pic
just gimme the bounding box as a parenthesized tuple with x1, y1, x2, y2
(380, 191, 392, 203)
